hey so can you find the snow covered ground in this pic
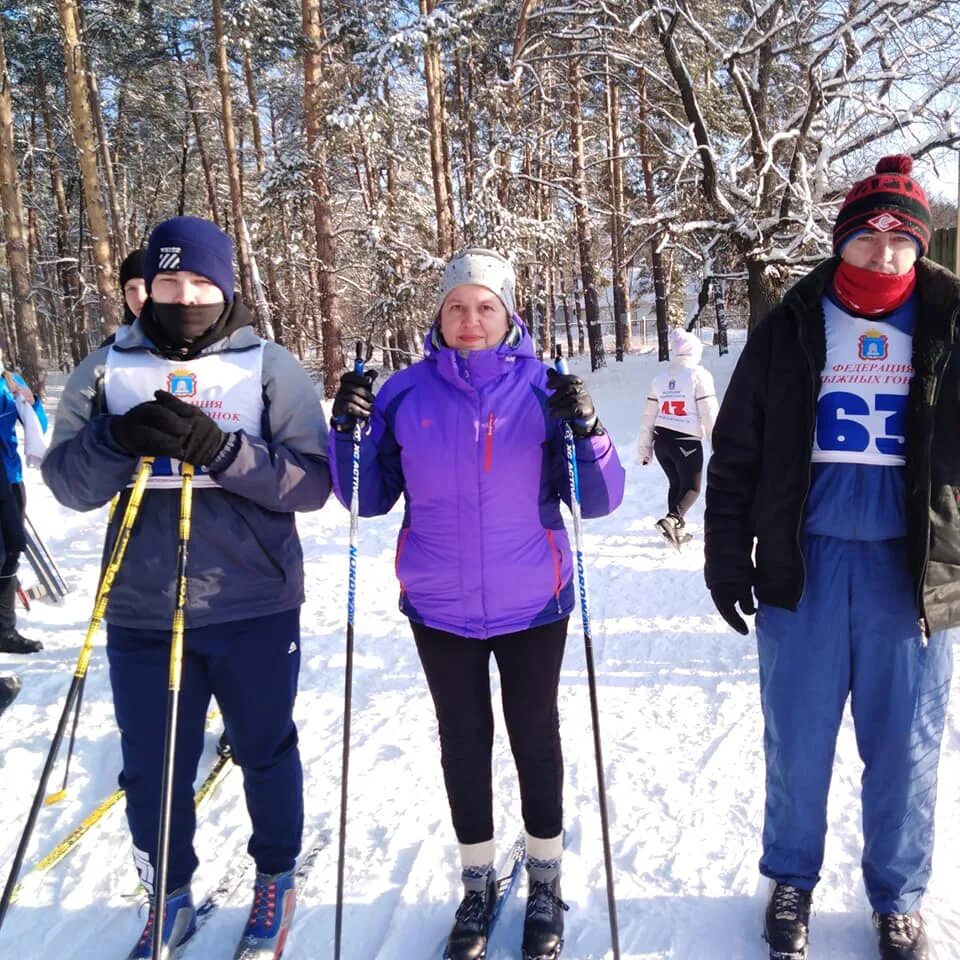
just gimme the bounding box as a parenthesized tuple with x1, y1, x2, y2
(2, 343, 960, 960)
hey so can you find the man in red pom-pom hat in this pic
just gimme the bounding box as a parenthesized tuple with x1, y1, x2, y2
(705, 155, 960, 960)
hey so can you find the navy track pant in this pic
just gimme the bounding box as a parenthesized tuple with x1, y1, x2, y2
(756, 535, 953, 913)
(107, 609, 303, 894)
(412, 617, 568, 844)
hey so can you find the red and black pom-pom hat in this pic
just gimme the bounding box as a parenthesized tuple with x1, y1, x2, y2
(833, 155, 932, 256)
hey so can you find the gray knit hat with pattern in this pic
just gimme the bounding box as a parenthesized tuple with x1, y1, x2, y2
(435, 248, 517, 317)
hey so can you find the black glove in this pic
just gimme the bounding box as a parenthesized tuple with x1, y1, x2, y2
(152, 390, 229, 467)
(545, 368, 601, 437)
(710, 583, 757, 635)
(110, 399, 192, 459)
(332, 369, 378, 433)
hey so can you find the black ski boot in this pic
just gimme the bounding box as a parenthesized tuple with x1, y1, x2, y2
(444, 870, 496, 960)
(522, 876, 568, 960)
(0, 629, 42, 654)
(873, 911, 928, 960)
(0, 675, 21, 717)
(764, 882, 812, 959)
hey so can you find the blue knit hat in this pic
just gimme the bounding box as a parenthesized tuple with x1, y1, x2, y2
(144, 216, 236, 303)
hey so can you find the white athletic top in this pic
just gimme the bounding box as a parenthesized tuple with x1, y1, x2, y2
(637, 360, 718, 462)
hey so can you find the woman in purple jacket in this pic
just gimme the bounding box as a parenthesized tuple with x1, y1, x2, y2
(330, 248, 624, 960)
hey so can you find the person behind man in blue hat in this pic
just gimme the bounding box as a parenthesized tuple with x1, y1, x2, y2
(43, 216, 332, 960)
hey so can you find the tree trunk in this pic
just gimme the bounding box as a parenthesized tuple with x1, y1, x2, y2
(568, 55, 604, 371)
(211, 0, 255, 309)
(175, 43, 221, 226)
(604, 62, 630, 361)
(639, 68, 670, 360)
(243, 50, 266, 177)
(56, 0, 118, 336)
(303, 0, 343, 396)
(79, 5, 122, 268)
(420, 0, 455, 256)
(0, 26, 44, 392)
(745, 255, 780, 332)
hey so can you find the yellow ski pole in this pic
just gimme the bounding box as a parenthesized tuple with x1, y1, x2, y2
(47, 457, 156, 805)
(0, 457, 155, 935)
(151, 464, 194, 960)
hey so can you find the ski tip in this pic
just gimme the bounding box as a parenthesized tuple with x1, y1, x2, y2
(44, 789, 67, 806)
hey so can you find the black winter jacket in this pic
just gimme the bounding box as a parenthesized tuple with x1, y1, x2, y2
(704, 256, 960, 635)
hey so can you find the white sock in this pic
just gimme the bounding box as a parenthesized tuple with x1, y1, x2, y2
(459, 839, 496, 892)
(525, 832, 562, 884)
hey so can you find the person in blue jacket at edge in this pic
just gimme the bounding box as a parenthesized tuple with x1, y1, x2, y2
(705, 156, 959, 960)
(0, 347, 48, 654)
(42, 216, 332, 960)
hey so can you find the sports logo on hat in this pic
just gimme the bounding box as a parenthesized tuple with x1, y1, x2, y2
(157, 246, 182, 271)
(865, 212, 904, 233)
(167, 369, 197, 398)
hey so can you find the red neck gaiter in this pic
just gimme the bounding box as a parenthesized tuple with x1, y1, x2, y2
(832, 260, 916, 317)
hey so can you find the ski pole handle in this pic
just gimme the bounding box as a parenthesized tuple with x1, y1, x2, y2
(554, 344, 569, 377)
(353, 340, 365, 376)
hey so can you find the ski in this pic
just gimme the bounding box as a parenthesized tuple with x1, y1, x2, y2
(441, 831, 527, 960)
(490, 832, 526, 932)
(10, 744, 233, 905)
(188, 828, 331, 957)
(22, 513, 69, 602)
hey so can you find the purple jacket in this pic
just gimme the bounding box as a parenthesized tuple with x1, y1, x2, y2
(330, 325, 625, 638)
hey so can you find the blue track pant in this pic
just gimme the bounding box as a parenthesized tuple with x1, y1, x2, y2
(107, 609, 303, 894)
(756, 535, 953, 914)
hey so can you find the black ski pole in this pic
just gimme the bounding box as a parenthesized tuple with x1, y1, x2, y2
(0, 458, 154, 935)
(334, 341, 365, 960)
(151, 464, 195, 960)
(554, 345, 621, 960)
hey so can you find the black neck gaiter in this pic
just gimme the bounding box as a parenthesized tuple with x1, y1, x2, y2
(140, 300, 232, 360)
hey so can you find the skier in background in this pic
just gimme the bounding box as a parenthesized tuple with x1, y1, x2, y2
(637, 327, 718, 548)
(705, 155, 958, 960)
(0, 347, 48, 654)
(329, 248, 625, 960)
(42, 216, 332, 960)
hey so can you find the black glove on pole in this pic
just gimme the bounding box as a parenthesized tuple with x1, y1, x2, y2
(332, 369, 378, 433)
(710, 583, 756, 635)
(152, 391, 229, 467)
(110, 400, 191, 459)
(545, 367, 601, 437)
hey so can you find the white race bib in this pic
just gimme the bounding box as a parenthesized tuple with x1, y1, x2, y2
(812, 300, 913, 466)
(105, 344, 264, 487)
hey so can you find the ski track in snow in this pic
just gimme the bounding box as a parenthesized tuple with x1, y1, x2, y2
(2, 345, 960, 959)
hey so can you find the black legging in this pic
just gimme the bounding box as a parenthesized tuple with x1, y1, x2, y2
(411, 616, 568, 844)
(653, 427, 703, 519)
(0, 481, 26, 632)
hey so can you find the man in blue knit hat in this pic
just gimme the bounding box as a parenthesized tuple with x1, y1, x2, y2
(43, 216, 332, 960)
